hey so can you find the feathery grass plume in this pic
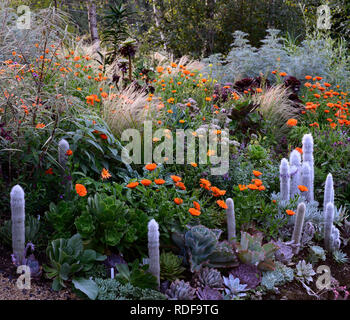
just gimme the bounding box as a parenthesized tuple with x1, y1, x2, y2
(302, 134, 314, 201)
(289, 149, 301, 199)
(10, 185, 25, 265)
(102, 84, 155, 137)
(252, 85, 299, 141)
(323, 173, 334, 213)
(324, 202, 340, 252)
(148, 219, 160, 289)
(279, 158, 290, 202)
(226, 198, 236, 244)
(301, 162, 312, 202)
(153, 53, 204, 75)
(291, 202, 305, 254)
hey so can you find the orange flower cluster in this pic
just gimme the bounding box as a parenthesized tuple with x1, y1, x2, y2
(238, 170, 266, 191)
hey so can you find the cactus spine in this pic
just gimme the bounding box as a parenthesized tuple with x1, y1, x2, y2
(279, 158, 290, 202)
(324, 202, 340, 252)
(291, 202, 305, 254)
(289, 150, 301, 199)
(226, 198, 236, 244)
(148, 219, 160, 289)
(10, 185, 25, 265)
(302, 134, 314, 201)
(301, 162, 312, 202)
(323, 173, 334, 213)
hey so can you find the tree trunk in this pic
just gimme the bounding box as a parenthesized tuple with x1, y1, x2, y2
(152, 0, 167, 51)
(87, 0, 100, 52)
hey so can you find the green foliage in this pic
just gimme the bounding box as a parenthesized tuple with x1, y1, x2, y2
(160, 251, 185, 282)
(95, 278, 166, 300)
(260, 261, 294, 291)
(44, 234, 106, 297)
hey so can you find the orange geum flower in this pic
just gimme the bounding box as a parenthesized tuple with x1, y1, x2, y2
(189, 208, 201, 216)
(140, 179, 152, 186)
(145, 163, 157, 171)
(298, 185, 308, 192)
(127, 181, 139, 188)
(101, 168, 112, 180)
(75, 184, 87, 197)
(171, 175, 182, 183)
(155, 179, 165, 185)
(286, 210, 296, 216)
(174, 198, 183, 205)
(217, 200, 228, 209)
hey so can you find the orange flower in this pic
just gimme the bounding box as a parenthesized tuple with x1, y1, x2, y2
(175, 181, 186, 190)
(75, 184, 87, 197)
(272, 200, 277, 204)
(66, 149, 73, 156)
(238, 184, 247, 191)
(305, 75, 312, 80)
(45, 168, 53, 175)
(189, 208, 201, 216)
(200, 179, 211, 190)
(36, 123, 45, 129)
(127, 181, 139, 188)
(253, 179, 263, 187)
(295, 147, 303, 154)
(298, 185, 308, 192)
(156, 66, 164, 73)
(174, 198, 183, 205)
(171, 175, 182, 183)
(247, 184, 258, 190)
(140, 179, 152, 186)
(193, 201, 201, 211)
(258, 185, 266, 191)
(286, 118, 298, 127)
(145, 163, 157, 171)
(217, 200, 228, 209)
(211, 186, 226, 197)
(155, 179, 165, 185)
(279, 72, 287, 77)
(101, 168, 112, 180)
(252, 170, 262, 177)
(190, 162, 197, 167)
(286, 209, 295, 216)
(100, 134, 108, 140)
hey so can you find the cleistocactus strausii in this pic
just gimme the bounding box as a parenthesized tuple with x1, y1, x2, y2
(324, 202, 341, 252)
(302, 134, 314, 201)
(289, 149, 301, 199)
(279, 158, 290, 202)
(323, 173, 334, 214)
(291, 202, 306, 254)
(148, 219, 160, 289)
(58, 139, 70, 170)
(10, 185, 25, 265)
(226, 198, 236, 244)
(301, 162, 312, 202)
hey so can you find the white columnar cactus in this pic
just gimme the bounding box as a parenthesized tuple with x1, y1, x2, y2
(301, 162, 312, 202)
(148, 219, 160, 289)
(289, 150, 301, 199)
(226, 198, 236, 244)
(10, 185, 25, 265)
(58, 138, 70, 170)
(324, 202, 340, 252)
(291, 202, 305, 254)
(280, 158, 290, 202)
(302, 134, 314, 201)
(323, 173, 334, 213)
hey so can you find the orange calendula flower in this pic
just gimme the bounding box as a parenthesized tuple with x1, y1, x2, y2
(127, 181, 139, 188)
(279, 72, 287, 77)
(189, 208, 201, 216)
(140, 179, 152, 186)
(193, 201, 201, 211)
(156, 66, 164, 73)
(155, 179, 165, 185)
(258, 185, 266, 191)
(45, 168, 53, 175)
(101, 168, 112, 180)
(247, 184, 258, 190)
(286, 118, 298, 127)
(199, 179, 211, 190)
(253, 179, 263, 187)
(252, 170, 262, 177)
(66, 149, 73, 156)
(190, 162, 197, 167)
(174, 198, 183, 205)
(286, 210, 296, 216)
(36, 123, 45, 129)
(100, 134, 108, 140)
(171, 175, 182, 183)
(217, 200, 228, 209)
(298, 185, 308, 192)
(295, 147, 303, 154)
(238, 184, 247, 191)
(75, 184, 87, 197)
(145, 163, 157, 171)
(176, 181, 186, 190)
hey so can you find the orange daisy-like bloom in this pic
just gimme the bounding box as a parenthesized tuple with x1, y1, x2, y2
(199, 179, 211, 190)
(189, 208, 201, 216)
(298, 185, 308, 192)
(217, 200, 228, 209)
(66, 149, 73, 156)
(101, 168, 112, 180)
(211, 186, 226, 197)
(145, 163, 157, 171)
(36, 123, 45, 129)
(156, 66, 164, 73)
(193, 201, 201, 211)
(286, 118, 298, 127)
(252, 170, 262, 177)
(190, 162, 197, 167)
(75, 184, 87, 197)
(279, 72, 287, 77)
(295, 147, 303, 154)
(286, 210, 296, 216)
(45, 168, 53, 175)
(258, 185, 266, 191)
(175, 181, 186, 190)
(140, 179, 152, 186)
(247, 184, 258, 190)
(155, 179, 165, 185)
(174, 198, 183, 205)
(171, 175, 182, 183)
(253, 179, 263, 187)
(127, 181, 139, 188)
(238, 184, 247, 191)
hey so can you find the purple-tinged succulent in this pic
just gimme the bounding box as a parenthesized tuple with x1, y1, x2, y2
(103, 253, 127, 268)
(197, 286, 223, 300)
(230, 264, 261, 289)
